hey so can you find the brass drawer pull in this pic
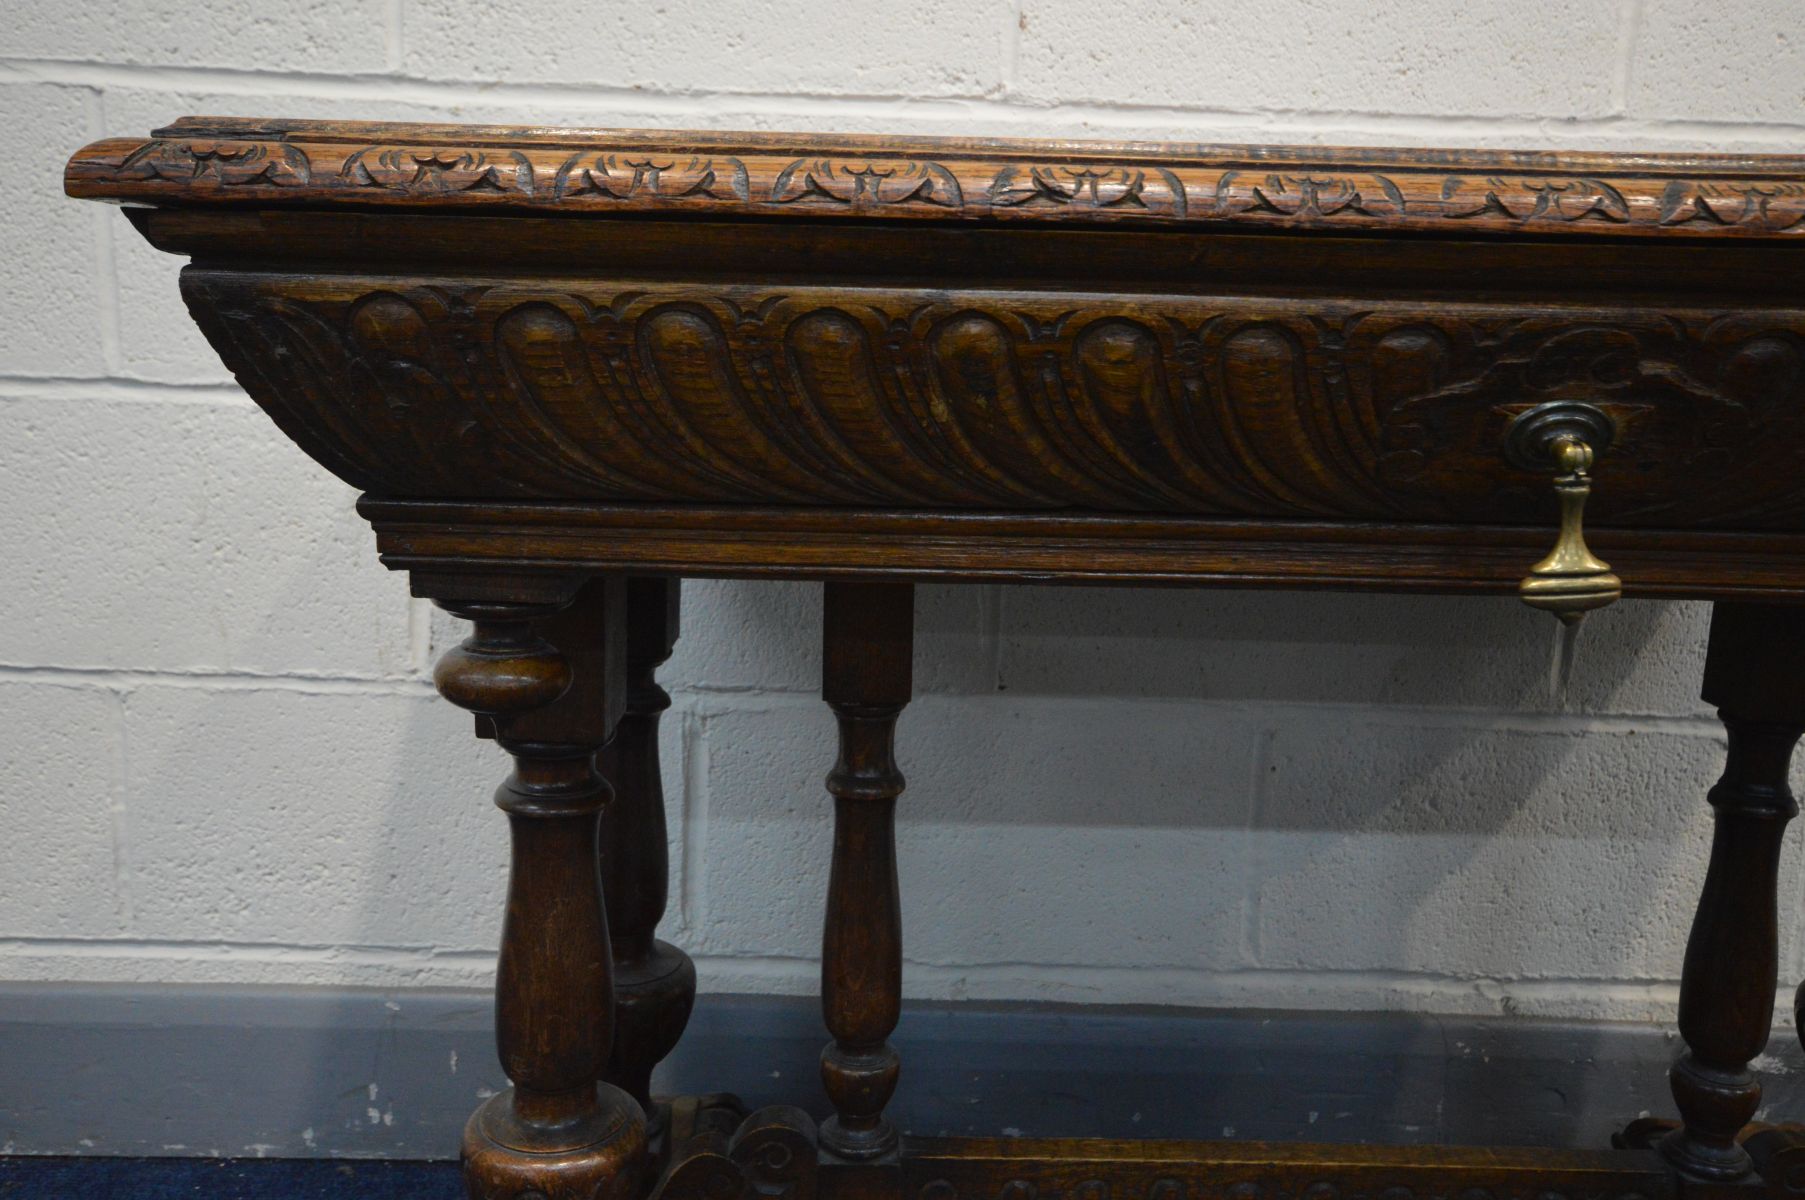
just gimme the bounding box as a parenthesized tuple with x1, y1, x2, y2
(1505, 401, 1623, 624)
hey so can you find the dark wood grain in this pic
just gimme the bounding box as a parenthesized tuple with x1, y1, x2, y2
(68, 115, 1805, 603)
(177, 270, 1805, 531)
(651, 1104, 821, 1200)
(360, 499, 1805, 601)
(1662, 604, 1805, 1181)
(126, 207, 1805, 297)
(819, 582, 912, 1161)
(62, 114, 1805, 1199)
(431, 579, 646, 1200)
(902, 1137, 1686, 1200)
(598, 577, 696, 1122)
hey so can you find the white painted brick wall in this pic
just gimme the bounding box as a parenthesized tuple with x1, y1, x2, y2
(4, 0, 1802, 1024)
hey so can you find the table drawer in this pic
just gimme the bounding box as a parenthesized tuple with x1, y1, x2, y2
(186, 271, 1805, 531)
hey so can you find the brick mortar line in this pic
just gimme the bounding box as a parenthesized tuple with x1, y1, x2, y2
(1000, 0, 1024, 98)
(0, 937, 496, 960)
(0, 375, 249, 404)
(1241, 728, 1276, 966)
(0, 945, 1768, 1019)
(0, 665, 1722, 736)
(1611, 0, 1648, 114)
(687, 958, 1722, 1016)
(0, 936, 1706, 995)
(106, 689, 131, 931)
(678, 709, 708, 941)
(81, 88, 124, 376)
(0, 664, 434, 695)
(679, 688, 1723, 737)
(8, 56, 1805, 142)
(382, 0, 403, 73)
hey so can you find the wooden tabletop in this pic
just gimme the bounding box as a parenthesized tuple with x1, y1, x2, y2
(61, 117, 1805, 602)
(67, 115, 1805, 241)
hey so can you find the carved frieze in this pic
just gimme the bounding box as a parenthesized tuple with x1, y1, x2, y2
(179, 272, 1805, 528)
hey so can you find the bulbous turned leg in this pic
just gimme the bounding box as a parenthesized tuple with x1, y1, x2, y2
(818, 582, 912, 1161)
(1662, 602, 1805, 1181)
(598, 578, 697, 1124)
(431, 578, 647, 1200)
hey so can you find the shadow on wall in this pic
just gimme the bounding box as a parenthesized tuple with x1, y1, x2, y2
(673, 585, 1724, 997)
(987, 585, 1695, 709)
(897, 588, 1717, 960)
(212, 579, 1731, 1150)
(107, 506, 514, 1155)
(937, 587, 1725, 1144)
(664, 582, 1744, 1143)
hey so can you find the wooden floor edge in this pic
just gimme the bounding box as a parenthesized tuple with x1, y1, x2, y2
(901, 1134, 1663, 1165)
(876, 1136, 1693, 1200)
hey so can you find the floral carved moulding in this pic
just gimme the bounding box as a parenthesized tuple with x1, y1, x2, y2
(65, 115, 1805, 238)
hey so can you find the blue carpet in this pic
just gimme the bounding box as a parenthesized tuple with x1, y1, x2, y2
(0, 1157, 460, 1198)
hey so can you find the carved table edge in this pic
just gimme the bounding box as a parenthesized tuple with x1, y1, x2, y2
(63, 116, 1805, 241)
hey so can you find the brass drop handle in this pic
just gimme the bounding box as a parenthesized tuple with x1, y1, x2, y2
(1504, 402, 1623, 625)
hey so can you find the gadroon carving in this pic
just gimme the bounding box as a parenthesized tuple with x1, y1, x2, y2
(180, 275, 1805, 528)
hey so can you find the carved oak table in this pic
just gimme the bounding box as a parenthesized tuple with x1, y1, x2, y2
(63, 117, 1805, 1200)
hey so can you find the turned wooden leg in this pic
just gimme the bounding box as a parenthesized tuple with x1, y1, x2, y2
(431, 577, 646, 1200)
(597, 577, 696, 1122)
(1663, 601, 1805, 1181)
(818, 581, 912, 1161)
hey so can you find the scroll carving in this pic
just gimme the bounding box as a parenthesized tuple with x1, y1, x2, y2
(991, 165, 1185, 216)
(180, 274, 1805, 529)
(554, 153, 750, 201)
(1375, 318, 1805, 525)
(112, 138, 311, 187)
(340, 146, 534, 195)
(772, 158, 962, 208)
(1214, 171, 1406, 221)
(1440, 175, 1631, 224)
(1658, 181, 1805, 229)
(651, 1105, 819, 1200)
